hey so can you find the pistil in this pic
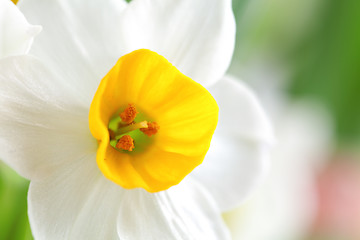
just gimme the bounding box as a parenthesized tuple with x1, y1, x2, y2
(115, 121, 148, 136)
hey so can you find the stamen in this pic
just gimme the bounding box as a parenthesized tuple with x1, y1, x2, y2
(115, 121, 148, 135)
(140, 122, 160, 137)
(116, 135, 135, 151)
(109, 104, 160, 152)
(119, 103, 138, 124)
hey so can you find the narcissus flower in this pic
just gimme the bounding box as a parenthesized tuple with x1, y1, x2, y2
(0, 0, 273, 239)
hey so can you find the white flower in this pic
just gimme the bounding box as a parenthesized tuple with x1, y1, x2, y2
(0, 0, 273, 239)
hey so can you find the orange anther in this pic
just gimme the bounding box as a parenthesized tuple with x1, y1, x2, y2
(116, 135, 135, 151)
(140, 122, 160, 137)
(119, 104, 138, 124)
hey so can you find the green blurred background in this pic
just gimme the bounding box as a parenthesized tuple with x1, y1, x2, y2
(1, 0, 360, 239)
(231, 0, 360, 148)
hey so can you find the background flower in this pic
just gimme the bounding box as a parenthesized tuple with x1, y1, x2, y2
(225, 0, 360, 238)
(311, 157, 360, 240)
(223, 63, 332, 239)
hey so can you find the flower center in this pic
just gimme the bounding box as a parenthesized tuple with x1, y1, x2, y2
(108, 104, 159, 152)
(89, 49, 219, 192)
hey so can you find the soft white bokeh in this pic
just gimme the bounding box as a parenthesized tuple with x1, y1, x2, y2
(0, 0, 41, 58)
(224, 62, 332, 240)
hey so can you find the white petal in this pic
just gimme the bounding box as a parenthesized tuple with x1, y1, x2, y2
(210, 76, 274, 143)
(117, 178, 231, 240)
(192, 76, 274, 211)
(0, 55, 96, 180)
(0, 0, 41, 58)
(18, 0, 127, 105)
(28, 153, 124, 240)
(119, 0, 235, 86)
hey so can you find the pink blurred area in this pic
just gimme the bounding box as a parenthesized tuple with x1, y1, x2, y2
(311, 156, 360, 239)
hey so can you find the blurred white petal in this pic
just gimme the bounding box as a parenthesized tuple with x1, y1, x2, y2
(0, 0, 41, 58)
(192, 76, 273, 211)
(224, 63, 332, 240)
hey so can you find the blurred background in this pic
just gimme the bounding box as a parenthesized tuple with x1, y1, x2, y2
(1, 0, 360, 239)
(225, 0, 360, 240)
